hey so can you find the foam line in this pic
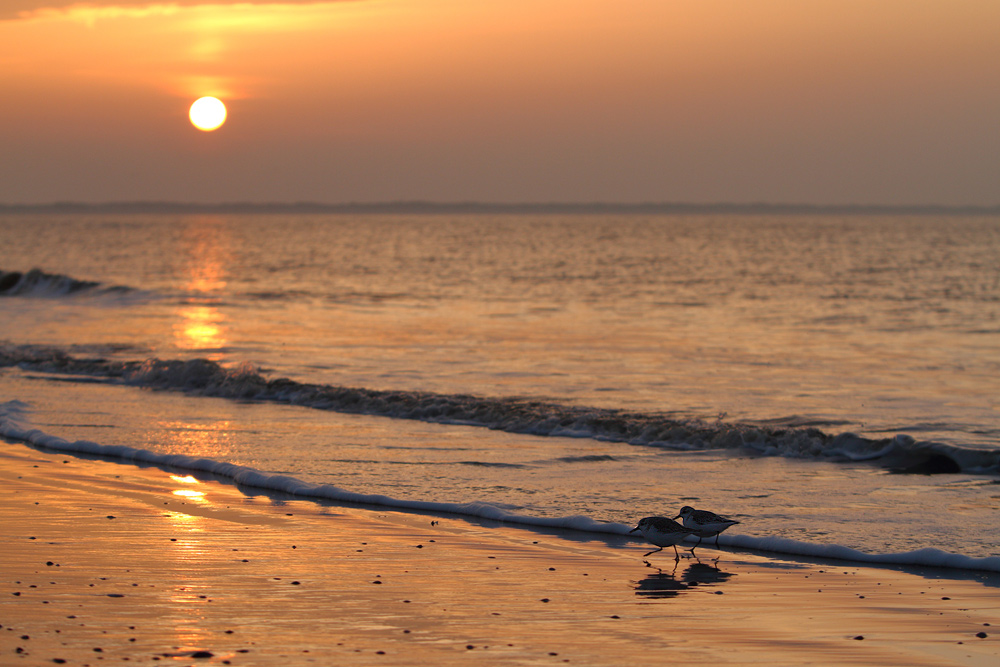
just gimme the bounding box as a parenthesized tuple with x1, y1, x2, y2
(2, 404, 997, 573)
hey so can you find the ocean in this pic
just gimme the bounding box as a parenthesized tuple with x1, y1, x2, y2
(2, 212, 998, 569)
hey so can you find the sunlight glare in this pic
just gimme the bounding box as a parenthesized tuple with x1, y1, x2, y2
(170, 475, 201, 484)
(189, 96, 227, 131)
(172, 489, 207, 498)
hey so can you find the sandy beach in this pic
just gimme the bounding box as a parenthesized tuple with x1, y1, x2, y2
(1, 441, 997, 666)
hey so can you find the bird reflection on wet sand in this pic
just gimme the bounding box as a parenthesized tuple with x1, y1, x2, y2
(634, 561, 734, 599)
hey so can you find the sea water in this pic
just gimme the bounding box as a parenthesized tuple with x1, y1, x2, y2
(1, 213, 998, 568)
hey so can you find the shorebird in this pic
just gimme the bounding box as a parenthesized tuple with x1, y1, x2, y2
(630, 516, 696, 560)
(674, 506, 740, 553)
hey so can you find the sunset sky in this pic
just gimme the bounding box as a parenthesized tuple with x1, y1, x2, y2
(2, 0, 998, 205)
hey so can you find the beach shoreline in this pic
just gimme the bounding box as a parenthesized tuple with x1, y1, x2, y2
(2, 440, 997, 666)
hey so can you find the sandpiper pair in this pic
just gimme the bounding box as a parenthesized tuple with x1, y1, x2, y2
(630, 506, 740, 560)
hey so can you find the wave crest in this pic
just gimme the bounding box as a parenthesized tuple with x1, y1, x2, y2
(1, 345, 997, 475)
(0, 268, 132, 298)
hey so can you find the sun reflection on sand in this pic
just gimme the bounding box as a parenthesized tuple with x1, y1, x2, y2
(171, 474, 201, 484)
(171, 473, 208, 499)
(172, 488, 207, 499)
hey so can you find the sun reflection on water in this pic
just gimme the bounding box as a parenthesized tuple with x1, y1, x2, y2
(174, 217, 231, 359)
(157, 420, 237, 459)
(176, 305, 228, 353)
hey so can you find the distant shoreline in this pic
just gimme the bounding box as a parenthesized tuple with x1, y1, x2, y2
(2, 201, 999, 216)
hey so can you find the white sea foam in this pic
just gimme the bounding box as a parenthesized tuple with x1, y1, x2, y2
(2, 401, 997, 574)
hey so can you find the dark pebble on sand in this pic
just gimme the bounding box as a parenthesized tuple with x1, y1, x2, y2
(372, 580, 382, 584)
(976, 632, 988, 638)
(291, 581, 301, 585)
(714, 591, 724, 595)
(853, 636, 864, 640)
(191, 650, 214, 658)
(466, 645, 475, 650)
(107, 515, 115, 519)
(540, 598, 550, 603)
(107, 593, 125, 598)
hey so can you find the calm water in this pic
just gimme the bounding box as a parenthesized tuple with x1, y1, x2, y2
(1, 213, 999, 560)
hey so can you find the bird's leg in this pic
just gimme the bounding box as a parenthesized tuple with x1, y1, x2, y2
(672, 544, 680, 561)
(687, 535, 703, 553)
(714, 533, 721, 548)
(642, 546, 663, 557)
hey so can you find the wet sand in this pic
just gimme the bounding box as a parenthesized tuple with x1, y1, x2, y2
(1, 441, 998, 666)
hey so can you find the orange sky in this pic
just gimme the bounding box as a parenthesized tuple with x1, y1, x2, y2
(1, 0, 998, 205)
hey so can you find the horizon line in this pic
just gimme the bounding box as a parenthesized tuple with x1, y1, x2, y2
(2, 200, 1000, 216)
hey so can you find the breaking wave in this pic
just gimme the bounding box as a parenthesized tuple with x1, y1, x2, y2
(0, 402, 997, 573)
(2, 344, 997, 476)
(0, 268, 132, 298)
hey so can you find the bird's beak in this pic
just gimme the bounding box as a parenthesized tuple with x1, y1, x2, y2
(672, 515, 680, 520)
(629, 526, 639, 533)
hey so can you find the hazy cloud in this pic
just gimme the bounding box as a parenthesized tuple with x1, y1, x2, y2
(0, 0, 356, 21)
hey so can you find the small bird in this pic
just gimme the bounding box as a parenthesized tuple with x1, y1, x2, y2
(630, 516, 696, 560)
(674, 506, 740, 553)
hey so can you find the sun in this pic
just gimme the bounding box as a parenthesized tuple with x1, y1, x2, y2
(189, 96, 227, 131)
